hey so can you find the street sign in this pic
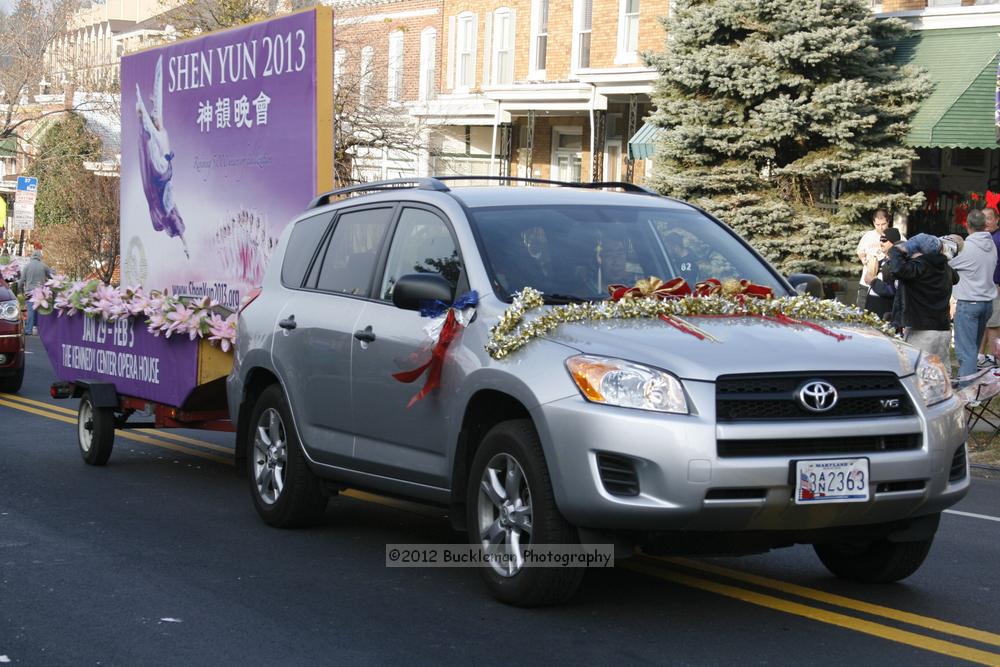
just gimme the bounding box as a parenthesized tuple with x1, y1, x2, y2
(15, 189, 35, 206)
(12, 202, 34, 230)
(16, 176, 37, 192)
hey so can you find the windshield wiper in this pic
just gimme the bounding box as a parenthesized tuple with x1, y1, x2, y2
(543, 293, 590, 304)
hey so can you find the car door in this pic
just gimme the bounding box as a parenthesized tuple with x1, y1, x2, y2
(350, 205, 467, 487)
(271, 204, 395, 468)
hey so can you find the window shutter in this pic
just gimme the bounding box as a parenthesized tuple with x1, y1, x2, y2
(482, 12, 493, 86)
(507, 9, 516, 82)
(447, 15, 456, 90)
(469, 14, 478, 89)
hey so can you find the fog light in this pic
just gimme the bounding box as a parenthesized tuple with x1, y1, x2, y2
(0, 354, 7, 364)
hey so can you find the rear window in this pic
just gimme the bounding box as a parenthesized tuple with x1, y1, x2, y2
(281, 213, 333, 288)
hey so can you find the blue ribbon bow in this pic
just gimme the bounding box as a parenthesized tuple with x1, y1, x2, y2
(419, 290, 479, 318)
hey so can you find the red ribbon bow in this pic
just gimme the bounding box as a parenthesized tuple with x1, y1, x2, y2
(392, 309, 463, 407)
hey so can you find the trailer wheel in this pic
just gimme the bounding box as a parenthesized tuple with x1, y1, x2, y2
(78, 391, 115, 466)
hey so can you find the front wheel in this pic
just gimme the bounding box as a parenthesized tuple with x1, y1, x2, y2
(814, 536, 935, 583)
(248, 384, 327, 528)
(466, 419, 585, 606)
(78, 391, 115, 466)
(0, 365, 23, 393)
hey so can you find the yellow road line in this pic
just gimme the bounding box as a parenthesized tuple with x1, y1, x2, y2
(342, 489, 447, 518)
(0, 398, 232, 466)
(655, 556, 1000, 648)
(0, 392, 77, 415)
(0, 392, 234, 454)
(624, 560, 1000, 667)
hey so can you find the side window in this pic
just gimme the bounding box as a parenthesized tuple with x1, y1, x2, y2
(380, 208, 462, 301)
(281, 213, 333, 288)
(315, 207, 394, 296)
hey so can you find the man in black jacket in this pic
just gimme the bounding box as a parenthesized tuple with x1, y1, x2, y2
(885, 233, 959, 368)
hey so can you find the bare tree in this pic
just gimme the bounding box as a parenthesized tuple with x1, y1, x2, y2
(35, 167, 119, 282)
(163, 0, 292, 37)
(0, 0, 82, 147)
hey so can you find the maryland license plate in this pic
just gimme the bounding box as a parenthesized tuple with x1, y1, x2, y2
(794, 458, 870, 505)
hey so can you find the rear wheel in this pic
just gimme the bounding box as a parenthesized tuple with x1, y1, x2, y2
(248, 384, 327, 527)
(0, 365, 23, 393)
(814, 536, 934, 583)
(78, 391, 115, 466)
(466, 419, 585, 606)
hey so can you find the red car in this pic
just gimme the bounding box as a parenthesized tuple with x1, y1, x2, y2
(0, 276, 24, 393)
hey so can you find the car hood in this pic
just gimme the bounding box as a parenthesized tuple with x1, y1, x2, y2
(542, 317, 918, 381)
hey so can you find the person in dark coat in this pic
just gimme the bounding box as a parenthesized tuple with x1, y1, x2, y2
(884, 233, 959, 370)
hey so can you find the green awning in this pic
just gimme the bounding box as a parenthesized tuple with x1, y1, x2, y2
(0, 138, 15, 158)
(891, 26, 1000, 149)
(628, 122, 661, 160)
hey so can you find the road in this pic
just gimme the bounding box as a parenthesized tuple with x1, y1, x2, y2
(2, 335, 999, 666)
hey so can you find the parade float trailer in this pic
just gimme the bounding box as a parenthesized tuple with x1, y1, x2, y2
(40, 7, 334, 463)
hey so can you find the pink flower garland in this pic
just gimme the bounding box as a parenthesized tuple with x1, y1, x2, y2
(29, 275, 238, 350)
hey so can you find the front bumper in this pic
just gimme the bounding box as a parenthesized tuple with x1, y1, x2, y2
(532, 376, 969, 533)
(0, 332, 24, 375)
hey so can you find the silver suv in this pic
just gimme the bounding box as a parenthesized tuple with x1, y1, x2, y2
(227, 178, 969, 606)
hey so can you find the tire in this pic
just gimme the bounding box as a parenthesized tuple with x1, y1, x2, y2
(248, 384, 327, 528)
(78, 391, 115, 466)
(0, 365, 23, 393)
(466, 419, 585, 607)
(814, 536, 935, 583)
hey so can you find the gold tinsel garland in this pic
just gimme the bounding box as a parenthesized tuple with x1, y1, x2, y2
(486, 287, 897, 360)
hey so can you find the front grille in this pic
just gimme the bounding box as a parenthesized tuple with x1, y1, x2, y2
(949, 444, 967, 482)
(716, 372, 914, 422)
(597, 453, 639, 497)
(717, 434, 921, 458)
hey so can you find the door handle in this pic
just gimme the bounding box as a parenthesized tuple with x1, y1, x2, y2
(354, 325, 376, 343)
(278, 315, 297, 330)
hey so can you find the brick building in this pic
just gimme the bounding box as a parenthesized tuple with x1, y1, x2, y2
(410, 0, 667, 183)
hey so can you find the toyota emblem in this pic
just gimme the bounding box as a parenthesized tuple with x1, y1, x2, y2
(797, 380, 838, 413)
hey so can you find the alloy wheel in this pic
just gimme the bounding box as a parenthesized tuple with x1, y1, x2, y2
(477, 453, 533, 577)
(253, 407, 288, 505)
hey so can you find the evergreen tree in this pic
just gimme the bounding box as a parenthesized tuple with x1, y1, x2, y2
(646, 0, 930, 283)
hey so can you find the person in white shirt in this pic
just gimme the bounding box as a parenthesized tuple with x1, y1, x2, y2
(856, 209, 895, 308)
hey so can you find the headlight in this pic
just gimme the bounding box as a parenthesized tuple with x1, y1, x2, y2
(0, 300, 18, 323)
(916, 353, 952, 406)
(566, 355, 688, 414)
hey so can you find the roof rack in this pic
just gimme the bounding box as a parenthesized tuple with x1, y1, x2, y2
(433, 175, 659, 195)
(309, 177, 450, 208)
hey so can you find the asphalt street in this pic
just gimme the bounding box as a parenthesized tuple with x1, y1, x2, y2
(1, 335, 999, 666)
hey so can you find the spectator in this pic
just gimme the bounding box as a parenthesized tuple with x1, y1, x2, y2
(16, 249, 51, 335)
(864, 227, 902, 319)
(978, 206, 1000, 367)
(884, 234, 958, 368)
(856, 209, 896, 308)
(950, 209, 999, 383)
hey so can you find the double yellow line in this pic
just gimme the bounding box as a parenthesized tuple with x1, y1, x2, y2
(2, 391, 999, 663)
(0, 392, 233, 465)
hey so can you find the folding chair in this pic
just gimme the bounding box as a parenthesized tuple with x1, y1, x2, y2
(958, 368, 1000, 450)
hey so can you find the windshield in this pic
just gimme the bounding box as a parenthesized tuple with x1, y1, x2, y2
(469, 204, 787, 302)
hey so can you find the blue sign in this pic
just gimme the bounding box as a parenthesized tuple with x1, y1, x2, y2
(16, 176, 37, 192)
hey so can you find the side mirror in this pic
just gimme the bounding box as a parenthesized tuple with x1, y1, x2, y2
(392, 273, 455, 311)
(787, 273, 824, 299)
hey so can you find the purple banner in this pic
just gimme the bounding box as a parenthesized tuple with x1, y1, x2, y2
(120, 9, 332, 309)
(39, 313, 198, 407)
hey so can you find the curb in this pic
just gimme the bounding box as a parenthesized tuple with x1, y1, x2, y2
(971, 463, 1000, 479)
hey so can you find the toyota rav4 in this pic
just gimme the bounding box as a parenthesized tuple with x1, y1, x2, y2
(227, 178, 968, 606)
